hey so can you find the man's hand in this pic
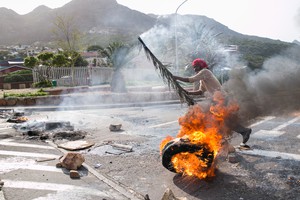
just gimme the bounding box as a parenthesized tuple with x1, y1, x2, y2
(187, 90, 203, 96)
(172, 75, 189, 83)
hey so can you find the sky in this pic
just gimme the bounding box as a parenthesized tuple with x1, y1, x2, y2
(1, 0, 300, 42)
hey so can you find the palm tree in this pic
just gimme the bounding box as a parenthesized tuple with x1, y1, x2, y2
(99, 42, 133, 93)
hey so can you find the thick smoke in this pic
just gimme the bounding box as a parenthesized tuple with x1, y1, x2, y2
(140, 15, 227, 71)
(223, 46, 300, 123)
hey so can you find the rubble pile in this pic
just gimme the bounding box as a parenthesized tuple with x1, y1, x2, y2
(12, 120, 85, 141)
(0, 109, 13, 119)
(4, 109, 88, 142)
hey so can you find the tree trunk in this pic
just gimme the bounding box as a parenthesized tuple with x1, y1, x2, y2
(110, 70, 127, 93)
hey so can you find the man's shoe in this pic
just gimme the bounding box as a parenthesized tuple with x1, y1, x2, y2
(241, 128, 252, 144)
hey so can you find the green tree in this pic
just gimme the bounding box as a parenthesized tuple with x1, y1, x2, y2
(52, 15, 83, 85)
(52, 53, 70, 67)
(24, 56, 38, 68)
(74, 54, 89, 67)
(24, 52, 70, 87)
(24, 56, 49, 85)
(87, 45, 103, 52)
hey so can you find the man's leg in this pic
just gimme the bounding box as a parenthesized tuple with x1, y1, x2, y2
(233, 124, 252, 144)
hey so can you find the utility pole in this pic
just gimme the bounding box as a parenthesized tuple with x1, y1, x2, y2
(175, 0, 188, 74)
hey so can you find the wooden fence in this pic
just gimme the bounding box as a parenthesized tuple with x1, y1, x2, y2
(32, 66, 113, 87)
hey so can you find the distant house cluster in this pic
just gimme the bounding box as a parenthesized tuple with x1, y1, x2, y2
(0, 44, 104, 77)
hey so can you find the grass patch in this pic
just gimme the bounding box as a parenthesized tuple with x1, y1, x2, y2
(3, 89, 48, 98)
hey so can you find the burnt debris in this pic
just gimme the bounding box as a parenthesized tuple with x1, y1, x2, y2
(13, 120, 87, 141)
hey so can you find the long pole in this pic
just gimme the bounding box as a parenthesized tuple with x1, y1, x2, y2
(175, 0, 188, 73)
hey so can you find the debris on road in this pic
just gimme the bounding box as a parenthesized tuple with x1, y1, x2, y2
(161, 188, 187, 200)
(56, 152, 85, 179)
(287, 175, 300, 187)
(35, 157, 57, 162)
(70, 170, 81, 179)
(110, 143, 133, 152)
(57, 140, 95, 151)
(109, 124, 122, 131)
(228, 153, 239, 163)
(12, 119, 87, 141)
(57, 152, 85, 170)
(6, 111, 28, 123)
(89, 143, 134, 156)
(94, 163, 102, 168)
(0, 109, 13, 119)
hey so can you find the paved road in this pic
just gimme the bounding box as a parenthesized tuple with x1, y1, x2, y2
(0, 119, 143, 200)
(239, 115, 300, 160)
(0, 105, 300, 199)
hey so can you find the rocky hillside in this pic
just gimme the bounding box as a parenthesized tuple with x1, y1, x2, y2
(0, 0, 292, 46)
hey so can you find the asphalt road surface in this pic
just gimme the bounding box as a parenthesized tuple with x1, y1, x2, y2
(0, 104, 300, 200)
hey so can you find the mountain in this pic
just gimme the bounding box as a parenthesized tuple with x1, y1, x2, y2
(0, 0, 156, 45)
(0, 0, 292, 46)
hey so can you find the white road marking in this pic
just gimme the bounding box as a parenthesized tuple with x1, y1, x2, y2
(150, 116, 276, 129)
(148, 120, 178, 128)
(2, 180, 110, 197)
(249, 116, 275, 128)
(0, 127, 13, 131)
(252, 116, 300, 139)
(273, 116, 300, 131)
(0, 163, 61, 173)
(297, 135, 300, 139)
(0, 139, 13, 142)
(238, 149, 300, 161)
(0, 150, 59, 159)
(252, 130, 285, 139)
(0, 141, 55, 149)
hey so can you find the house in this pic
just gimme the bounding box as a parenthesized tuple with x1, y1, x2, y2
(0, 64, 32, 89)
(0, 59, 28, 76)
(81, 51, 107, 67)
(0, 65, 30, 76)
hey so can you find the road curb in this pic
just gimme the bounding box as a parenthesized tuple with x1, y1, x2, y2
(47, 141, 145, 200)
(0, 99, 184, 112)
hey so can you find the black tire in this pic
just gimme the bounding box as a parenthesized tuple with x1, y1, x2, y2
(161, 139, 214, 173)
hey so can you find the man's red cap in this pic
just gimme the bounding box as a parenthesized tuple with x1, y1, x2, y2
(192, 58, 208, 69)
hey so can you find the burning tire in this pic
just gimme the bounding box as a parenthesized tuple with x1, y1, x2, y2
(161, 138, 214, 173)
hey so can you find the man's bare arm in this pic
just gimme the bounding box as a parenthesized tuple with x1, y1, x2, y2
(187, 90, 203, 95)
(173, 75, 189, 83)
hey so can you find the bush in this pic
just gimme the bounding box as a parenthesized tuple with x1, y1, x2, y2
(33, 80, 52, 88)
(3, 88, 48, 98)
(4, 74, 25, 83)
(11, 70, 32, 75)
(3, 70, 33, 83)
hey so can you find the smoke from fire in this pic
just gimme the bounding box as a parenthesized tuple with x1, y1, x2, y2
(223, 46, 300, 123)
(56, 14, 300, 119)
(140, 15, 300, 129)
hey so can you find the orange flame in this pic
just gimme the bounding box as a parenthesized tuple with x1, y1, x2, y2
(160, 91, 239, 179)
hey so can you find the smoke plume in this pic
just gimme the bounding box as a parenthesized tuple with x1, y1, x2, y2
(223, 46, 300, 123)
